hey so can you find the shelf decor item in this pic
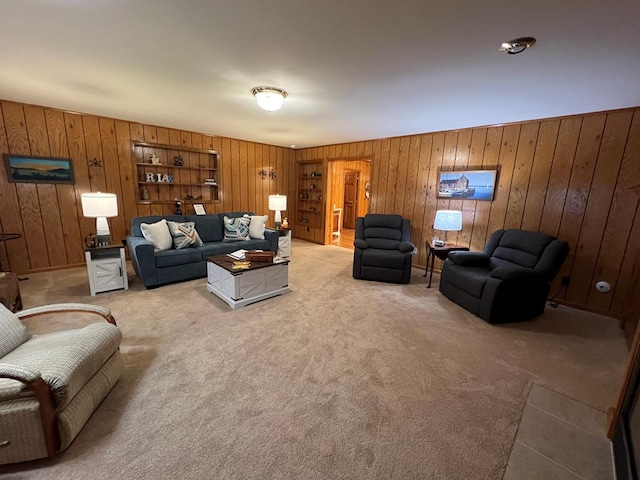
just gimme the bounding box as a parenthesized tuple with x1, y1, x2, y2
(173, 197, 183, 215)
(173, 155, 183, 166)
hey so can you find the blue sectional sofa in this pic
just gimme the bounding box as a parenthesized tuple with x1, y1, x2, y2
(127, 212, 279, 288)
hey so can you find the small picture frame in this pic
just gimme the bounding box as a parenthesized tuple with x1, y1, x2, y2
(193, 203, 206, 215)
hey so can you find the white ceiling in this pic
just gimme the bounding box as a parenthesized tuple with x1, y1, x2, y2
(1, 0, 639, 149)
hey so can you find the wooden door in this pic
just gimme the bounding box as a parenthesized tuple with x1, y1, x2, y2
(343, 170, 359, 229)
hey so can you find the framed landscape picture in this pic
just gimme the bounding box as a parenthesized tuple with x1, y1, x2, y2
(437, 169, 497, 201)
(4, 154, 75, 184)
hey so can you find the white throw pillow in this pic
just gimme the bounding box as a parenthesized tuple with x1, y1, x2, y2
(248, 215, 268, 240)
(140, 219, 173, 252)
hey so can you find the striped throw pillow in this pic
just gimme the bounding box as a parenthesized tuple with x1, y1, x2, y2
(223, 216, 250, 241)
(167, 221, 204, 249)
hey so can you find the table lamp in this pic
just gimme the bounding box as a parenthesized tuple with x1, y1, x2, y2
(268, 194, 287, 229)
(433, 210, 462, 245)
(81, 192, 118, 246)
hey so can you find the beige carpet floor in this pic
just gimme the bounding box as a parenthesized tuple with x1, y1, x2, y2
(0, 240, 629, 479)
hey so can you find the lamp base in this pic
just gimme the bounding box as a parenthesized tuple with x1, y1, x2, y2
(96, 234, 111, 246)
(274, 210, 282, 230)
(95, 217, 111, 246)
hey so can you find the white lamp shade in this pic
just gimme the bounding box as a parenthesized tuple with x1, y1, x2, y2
(434, 210, 462, 231)
(81, 193, 118, 218)
(268, 195, 287, 211)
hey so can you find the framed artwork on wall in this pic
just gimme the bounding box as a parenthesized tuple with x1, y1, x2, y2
(4, 154, 75, 184)
(437, 169, 497, 201)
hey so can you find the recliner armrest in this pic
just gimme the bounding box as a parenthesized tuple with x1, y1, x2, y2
(490, 267, 546, 283)
(447, 251, 490, 267)
(354, 239, 368, 249)
(398, 241, 414, 253)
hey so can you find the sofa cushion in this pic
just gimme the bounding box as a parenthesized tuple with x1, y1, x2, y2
(223, 216, 250, 241)
(248, 215, 268, 240)
(445, 265, 491, 298)
(185, 214, 224, 243)
(0, 323, 121, 409)
(167, 221, 204, 249)
(0, 305, 30, 358)
(361, 249, 406, 269)
(140, 219, 173, 252)
(155, 248, 202, 268)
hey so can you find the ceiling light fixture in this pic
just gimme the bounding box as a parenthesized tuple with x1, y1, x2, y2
(251, 86, 288, 112)
(499, 37, 536, 55)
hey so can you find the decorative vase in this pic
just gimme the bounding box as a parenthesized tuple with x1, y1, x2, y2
(174, 204, 182, 215)
(141, 187, 149, 201)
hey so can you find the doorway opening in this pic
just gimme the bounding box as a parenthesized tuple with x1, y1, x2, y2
(326, 159, 372, 250)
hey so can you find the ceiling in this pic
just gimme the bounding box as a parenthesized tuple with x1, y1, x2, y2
(1, 1, 639, 149)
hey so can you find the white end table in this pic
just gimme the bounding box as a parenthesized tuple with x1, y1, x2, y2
(84, 244, 129, 296)
(277, 228, 292, 258)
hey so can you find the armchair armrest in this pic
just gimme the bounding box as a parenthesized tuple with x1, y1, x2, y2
(490, 267, 546, 283)
(16, 303, 117, 326)
(354, 239, 368, 249)
(127, 235, 157, 287)
(398, 241, 415, 253)
(447, 251, 490, 267)
(0, 363, 42, 384)
(263, 228, 280, 253)
(0, 363, 58, 455)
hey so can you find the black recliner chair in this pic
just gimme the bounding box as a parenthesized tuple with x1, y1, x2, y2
(353, 214, 414, 284)
(438, 229, 570, 324)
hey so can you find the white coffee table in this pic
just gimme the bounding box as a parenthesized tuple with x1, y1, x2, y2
(206, 255, 290, 309)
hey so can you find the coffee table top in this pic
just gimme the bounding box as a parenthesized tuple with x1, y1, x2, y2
(206, 254, 289, 274)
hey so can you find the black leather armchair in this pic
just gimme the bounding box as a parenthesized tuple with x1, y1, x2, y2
(353, 214, 415, 284)
(438, 229, 570, 324)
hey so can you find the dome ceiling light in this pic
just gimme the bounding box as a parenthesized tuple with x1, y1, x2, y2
(499, 37, 536, 55)
(251, 86, 288, 112)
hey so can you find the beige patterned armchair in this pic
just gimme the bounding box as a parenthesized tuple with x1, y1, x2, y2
(0, 303, 123, 465)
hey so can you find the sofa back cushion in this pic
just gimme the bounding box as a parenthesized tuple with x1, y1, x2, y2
(185, 214, 223, 243)
(363, 214, 403, 249)
(487, 229, 555, 271)
(0, 304, 30, 358)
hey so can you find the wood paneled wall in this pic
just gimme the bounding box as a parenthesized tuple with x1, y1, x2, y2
(295, 107, 640, 318)
(0, 100, 296, 274)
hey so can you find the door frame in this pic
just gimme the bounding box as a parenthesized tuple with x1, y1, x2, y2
(324, 158, 372, 245)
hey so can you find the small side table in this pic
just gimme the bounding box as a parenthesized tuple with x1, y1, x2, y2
(0, 272, 22, 312)
(84, 244, 129, 296)
(423, 242, 469, 288)
(277, 228, 292, 258)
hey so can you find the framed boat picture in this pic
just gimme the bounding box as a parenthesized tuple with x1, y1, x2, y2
(437, 169, 497, 201)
